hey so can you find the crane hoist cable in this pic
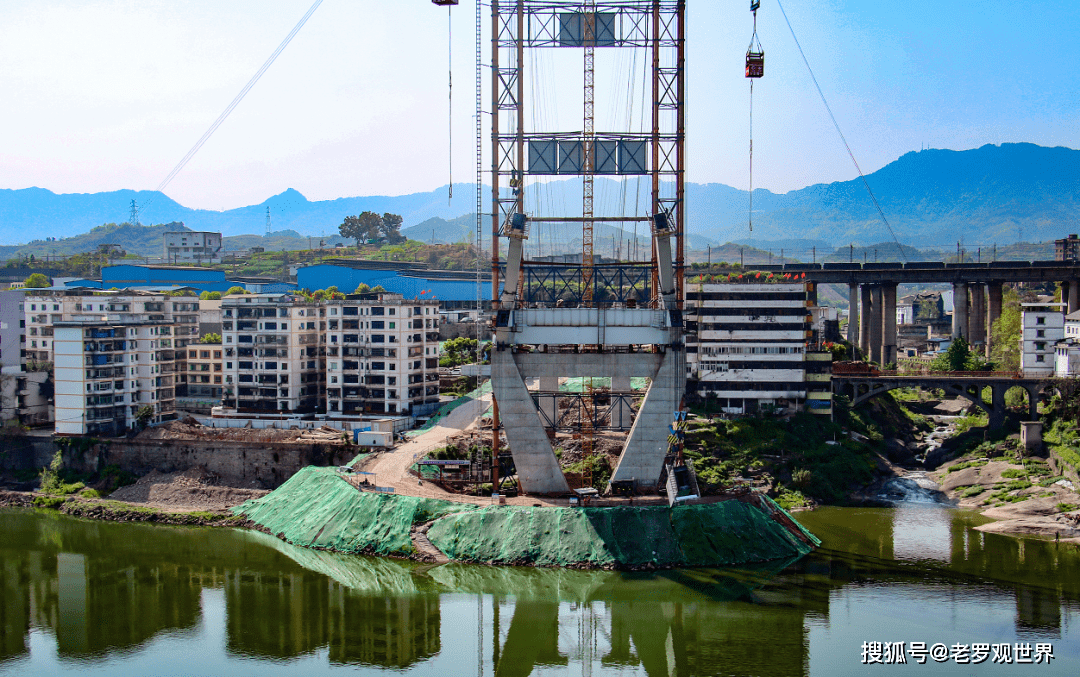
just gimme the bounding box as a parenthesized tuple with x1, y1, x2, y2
(746, 1, 764, 235)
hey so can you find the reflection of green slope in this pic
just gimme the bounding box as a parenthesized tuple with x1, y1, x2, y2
(235, 528, 440, 595)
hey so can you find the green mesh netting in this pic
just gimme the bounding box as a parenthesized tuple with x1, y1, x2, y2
(231, 467, 471, 557)
(559, 377, 650, 393)
(234, 467, 818, 568)
(427, 496, 816, 568)
(406, 381, 493, 437)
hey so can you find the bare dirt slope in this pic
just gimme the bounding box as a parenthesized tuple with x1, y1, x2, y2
(108, 467, 268, 512)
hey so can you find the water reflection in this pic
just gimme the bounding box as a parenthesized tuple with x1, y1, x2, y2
(1, 506, 1078, 675)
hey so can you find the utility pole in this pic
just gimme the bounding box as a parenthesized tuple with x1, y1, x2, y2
(707, 244, 711, 269)
(850, 244, 853, 263)
(266, 206, 272, 237)
(740, 247, 744, 268)
(812, 246, 816, 264)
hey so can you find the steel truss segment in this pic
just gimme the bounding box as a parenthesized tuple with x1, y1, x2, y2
(521, 264, 652, 305)
(495, 68, 520, 109)
(492, 0, 680, 48)
(532, 392, 638, 432)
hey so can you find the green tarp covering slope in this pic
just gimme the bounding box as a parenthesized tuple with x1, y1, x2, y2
(233, 466, 819, 568)
(427, 499, 817, 568)
(232, 467, 470, 557)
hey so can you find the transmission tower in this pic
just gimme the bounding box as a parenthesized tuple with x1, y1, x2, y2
(266, 206, 272, 236)
(130, 200, 140, 226)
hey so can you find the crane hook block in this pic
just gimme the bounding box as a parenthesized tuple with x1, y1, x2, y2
(746, 51, 764, 78)
(431, 0, 459, 6)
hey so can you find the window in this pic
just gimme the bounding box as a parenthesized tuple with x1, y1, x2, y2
(1037, 329, 1045, 338)
(389, 322, 395, 329)
(1036, 355, 1045, 362)
(1037, 317, 1046, 325)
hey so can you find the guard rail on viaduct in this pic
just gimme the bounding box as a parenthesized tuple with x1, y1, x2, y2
(832, 371, 1047, 429)
(752, 260, 1080, 367)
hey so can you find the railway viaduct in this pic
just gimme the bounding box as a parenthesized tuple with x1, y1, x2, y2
(753, 261, 1080, 364)
(832, 372, 1046, 430)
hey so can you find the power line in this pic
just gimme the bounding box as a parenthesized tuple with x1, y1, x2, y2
(140, 0, 325, 221)
(775, 0, 906, 263)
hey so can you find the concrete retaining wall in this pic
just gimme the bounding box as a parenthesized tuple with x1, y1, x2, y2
(60, 439, 354, 489)
(1048, 448, 1080, 486)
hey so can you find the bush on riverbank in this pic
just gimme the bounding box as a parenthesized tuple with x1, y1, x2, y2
(683, 411, 878, 506)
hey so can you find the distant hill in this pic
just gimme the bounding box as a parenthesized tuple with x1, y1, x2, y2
(2, 143, 1077, 249)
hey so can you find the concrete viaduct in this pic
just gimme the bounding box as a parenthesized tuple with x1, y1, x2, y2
(753, 261, 1080, 364)
(833, 373, 1046, 429)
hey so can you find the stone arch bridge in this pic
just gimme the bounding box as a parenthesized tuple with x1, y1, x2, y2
(833, 373, 1047, 429)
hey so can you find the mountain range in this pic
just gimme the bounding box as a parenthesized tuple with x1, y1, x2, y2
(1, 143, 1076, 249)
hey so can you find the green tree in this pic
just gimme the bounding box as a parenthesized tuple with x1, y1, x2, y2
(200, 333, 222, 344)
(24, 273, 50, 288)
(135, 405, 155, 429)
(199, 290, 222, 300)
(930, 335, 988, 372)
(225, 285, 248, 296)
(339, 211, 383, 247)
(380, 212, 405, 244)
(440, 337, 479, 368)
(354, 283, 372, 294)
(990, 286, 1021, 371)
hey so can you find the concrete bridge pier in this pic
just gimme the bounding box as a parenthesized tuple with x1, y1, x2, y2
(870, 285, 883, 364)
(848, 283, 860, 353)
(952, 282, 969, 339)
(969, 283, 986, 352)
(881, 283, 897, 366)
(987, 282, 1003, 358)
(859, 284, 872, 359)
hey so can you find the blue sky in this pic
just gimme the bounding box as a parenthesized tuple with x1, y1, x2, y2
(0, 0, 1076, 211)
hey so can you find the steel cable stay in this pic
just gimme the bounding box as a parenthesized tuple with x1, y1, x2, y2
(139, 0, 325, 222)
(775, 0, 908, 262)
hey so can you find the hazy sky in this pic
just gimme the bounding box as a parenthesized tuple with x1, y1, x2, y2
(1, 0, 1077, 212)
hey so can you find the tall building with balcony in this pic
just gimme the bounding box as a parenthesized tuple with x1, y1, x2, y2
(53, 317, 179, 435)
(324, 294, 441, 417)
(177, 343, 223, 413)
(219, 294, 325, 414)
(23, 290, 200, 367)
(684, 281, 827, 416)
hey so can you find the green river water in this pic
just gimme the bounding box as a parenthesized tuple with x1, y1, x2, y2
(0, 502, 1076, 676)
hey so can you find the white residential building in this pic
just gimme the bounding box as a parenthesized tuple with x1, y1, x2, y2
(684, 282, 830, 416)
(1064, 310, 1080, 339)
(324, 293, 441, 417)
(1020, 301, 1065, 377)
(220, 293, 325, 414)
(1054, 339, 1080, 378)
(53, 317, 179, 435)
(164, 231, 223, 263)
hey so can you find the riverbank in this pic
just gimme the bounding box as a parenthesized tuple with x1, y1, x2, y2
(932, 450, 1080, 542)
(231, 466, 820, 570)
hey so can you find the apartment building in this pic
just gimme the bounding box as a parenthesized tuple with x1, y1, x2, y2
(324, 293, 441, 416)
(219, 294, 325, 414)
(163, 231, 223, 263)
(685, 282, 829, 416)
(53, 317, 179, 435)
(1020, 301, 1065, 377)
(23, 290, 200, 366)
(177, 343, 224, 413)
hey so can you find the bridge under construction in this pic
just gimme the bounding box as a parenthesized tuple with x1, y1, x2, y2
(485, 0, 687, 496)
